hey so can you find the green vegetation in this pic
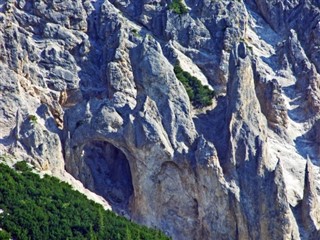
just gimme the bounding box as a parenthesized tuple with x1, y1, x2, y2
(131, 29, 141, 38)
(147, 34, 153, 41)
(0, 230, 11, 240)
(168, 0, 188, 15)
(0, 163, 170, 240)
(174, 64, 215, 108)
(14, 161, 32, 172)
(28, 115, 38, 124)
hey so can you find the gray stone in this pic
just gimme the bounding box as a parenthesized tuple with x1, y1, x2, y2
(0, 0, 320, 239)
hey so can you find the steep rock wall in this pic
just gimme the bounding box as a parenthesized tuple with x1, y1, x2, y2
(0, 0, 320, 239)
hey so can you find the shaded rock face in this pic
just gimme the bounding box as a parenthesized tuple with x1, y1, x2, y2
(79, 140, 133, 210)
(1, 0, 320, 239)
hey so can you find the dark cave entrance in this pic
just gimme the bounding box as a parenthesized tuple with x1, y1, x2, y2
(81, 141, 134, 212)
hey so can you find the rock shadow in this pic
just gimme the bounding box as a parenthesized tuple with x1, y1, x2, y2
(76, 0, 117, 101)
(282, 85, 313, 123)
(294, 120, 320, 166)
(193, 96, 229, 164)
(0, 131, 15, 148)
(81, 140, 134, 213)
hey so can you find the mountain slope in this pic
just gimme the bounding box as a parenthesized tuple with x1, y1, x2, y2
(0, 161, 170, 240)
(0, 0, 320, 239)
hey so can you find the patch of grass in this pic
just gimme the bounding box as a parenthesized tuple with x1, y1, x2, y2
(168, 0, 188, 15)
(174, 64, 215, 108)
(131, 29, 141, 38)
(28, 115, 38, 124)
(147, 34, 153, 41)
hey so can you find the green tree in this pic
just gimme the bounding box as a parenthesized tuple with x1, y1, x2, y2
(14, 161, 32, 172)
(0, 230, 11, 240)
(125, 225, 132, 240)
(174, 63, 215, 108)
(168, 0, 188, 14)
(0, 163, 171, 240)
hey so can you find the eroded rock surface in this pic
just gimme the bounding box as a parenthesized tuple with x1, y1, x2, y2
(1, 0, 320, 239)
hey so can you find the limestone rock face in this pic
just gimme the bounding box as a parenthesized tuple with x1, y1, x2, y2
(1, 0, 320, 239)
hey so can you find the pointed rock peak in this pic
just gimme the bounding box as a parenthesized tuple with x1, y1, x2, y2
(303, 158, 317, 198)
(274, 159, 284, 182)
(303, 157, 318, 199)
(301, 158, 320, 231)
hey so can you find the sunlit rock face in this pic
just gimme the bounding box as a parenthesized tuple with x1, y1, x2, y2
(1, 0, 320, 239)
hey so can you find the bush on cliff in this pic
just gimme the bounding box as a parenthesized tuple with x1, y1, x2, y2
(169, 0, 188, 14)
(174, 64, 215, 108)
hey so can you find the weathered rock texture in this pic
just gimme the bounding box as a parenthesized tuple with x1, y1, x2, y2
(0, 0, 320, 239)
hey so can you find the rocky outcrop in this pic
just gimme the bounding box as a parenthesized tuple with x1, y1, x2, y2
(1, 0, 320, 239)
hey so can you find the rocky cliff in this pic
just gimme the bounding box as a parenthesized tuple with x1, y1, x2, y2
(0, 0, 320, 239)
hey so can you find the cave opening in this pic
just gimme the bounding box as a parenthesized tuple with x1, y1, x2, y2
(81, 141, 134, 213)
